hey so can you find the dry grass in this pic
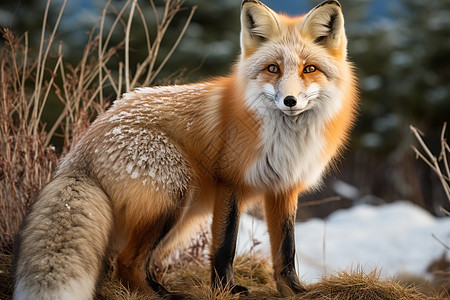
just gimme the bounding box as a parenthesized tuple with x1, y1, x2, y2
(0, 0, 194, 249)
(305, 268, 425, 300)
(0, 28, 60, 250)
(87, 256, 450, 300)
(0, 251, 446, 300)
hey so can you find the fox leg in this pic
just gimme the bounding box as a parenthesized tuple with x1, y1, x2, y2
(264, 189, 306, 297)
(144, 212, 190, 298)
(210, 188, 248, 295)
(145, 210, 209, 298)
(116, 220, 167, 294)
(117, 200, 184, 297)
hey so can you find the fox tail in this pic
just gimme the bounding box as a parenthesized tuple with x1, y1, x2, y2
(13, 173, 113, 300)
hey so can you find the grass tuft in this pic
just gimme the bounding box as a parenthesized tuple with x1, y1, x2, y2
(303, 267, 424, 300)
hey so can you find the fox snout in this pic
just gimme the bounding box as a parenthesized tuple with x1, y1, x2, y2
(283, 95, 297, 108)
(276, 91, 312, 116)
(282, 95, 309, 110)
(283, 94, 310, 111)
(272, 81, 322, 116)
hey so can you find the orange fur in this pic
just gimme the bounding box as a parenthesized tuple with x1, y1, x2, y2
(322, 63, 359, 166)
(264, 184, 305, 266)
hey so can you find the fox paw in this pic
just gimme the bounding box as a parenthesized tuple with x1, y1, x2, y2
(231, 284, 249, 295)
(276, 281, 306, 297)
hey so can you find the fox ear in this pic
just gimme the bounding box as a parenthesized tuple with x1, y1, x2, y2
(241, 0, 279, 57)
(301, 0, 346, 57)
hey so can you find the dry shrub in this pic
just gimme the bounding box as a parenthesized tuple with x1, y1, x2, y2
(0, 0, 195, 249)
(410, 124, 450, 294)
(410, 124, 450, 212)
(0, 29, 59, 249)
(169, 229, 210, 270)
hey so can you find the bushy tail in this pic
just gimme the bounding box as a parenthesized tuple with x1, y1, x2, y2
(13, 173, 113, 300)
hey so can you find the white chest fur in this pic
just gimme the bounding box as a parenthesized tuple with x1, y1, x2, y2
(244, 84, 343, 192)
(245, 110, 327, 191)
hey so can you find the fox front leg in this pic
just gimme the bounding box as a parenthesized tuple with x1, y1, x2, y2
(210, 188, 248, 295)
(265, 190, 307, 297)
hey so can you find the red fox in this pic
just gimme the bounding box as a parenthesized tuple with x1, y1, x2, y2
(13, 0, 357, 299)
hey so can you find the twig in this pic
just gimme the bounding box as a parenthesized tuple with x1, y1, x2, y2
(36, 45, 64, 131)
(440, 122, 450, 183)
(432, 233, 450, 251)
(440, 206, 450, 217)
(31, 0, 67, 136)
(130, 1, 155, 89)
(148, 5, 197, 85)
(298, 196, 341, 208)
(411, 146, 445, 179)
(98, 0, 112, 108)
(101, 0, 131, 58)
(21, 32, 28, 104)
(410, 125, 450, 203)
(136, 2, 152, 56)
(125, 0, 137, 92)
(30, 0, 51, 128)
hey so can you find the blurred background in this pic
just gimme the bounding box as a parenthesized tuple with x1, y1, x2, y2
(0, 0, 449, 220)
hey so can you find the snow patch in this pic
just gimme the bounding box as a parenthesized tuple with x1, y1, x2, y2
(237, 201, 450, 282)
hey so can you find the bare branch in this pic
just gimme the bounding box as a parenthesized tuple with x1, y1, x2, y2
(125, 0, 137, 92)
(298, 196, 342, 208)
(147, 6, 197, 86)
(410, 124, 450, 204)
(440, 122, 450, 183)
(432, 233, 450, 251)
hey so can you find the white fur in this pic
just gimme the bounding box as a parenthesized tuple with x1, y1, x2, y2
(263, 83, 275, 97)
(14, 274, 95, 300)
(245, 80, 343, 191)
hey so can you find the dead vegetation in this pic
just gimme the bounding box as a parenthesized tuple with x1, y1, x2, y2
(410, 123, 450, 297)
(0, 250, 447, 300)
(411, 124, 450, 215)
(0, 0, 195, 249)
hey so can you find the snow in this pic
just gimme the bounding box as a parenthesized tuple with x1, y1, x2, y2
(237, 201, 450, 282)
(332, 180, 360, 200)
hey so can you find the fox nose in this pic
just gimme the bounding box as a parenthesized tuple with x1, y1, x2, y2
(283, 95, 297, 108)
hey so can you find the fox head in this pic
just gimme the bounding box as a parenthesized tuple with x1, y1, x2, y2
(239, 0, 350, 118)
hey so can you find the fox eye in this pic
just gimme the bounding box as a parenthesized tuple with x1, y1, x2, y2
(267, 64, 280, 74)
(303, 65, 317, 73)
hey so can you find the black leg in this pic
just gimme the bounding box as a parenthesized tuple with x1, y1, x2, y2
(210, 189, 248, 295)
(277, 216, 305, 295)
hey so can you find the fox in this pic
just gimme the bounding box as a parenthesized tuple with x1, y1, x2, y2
(13, 0, 358, 299)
